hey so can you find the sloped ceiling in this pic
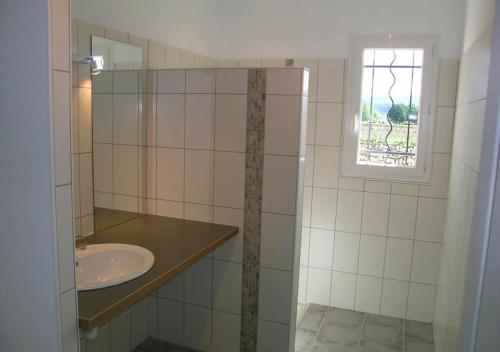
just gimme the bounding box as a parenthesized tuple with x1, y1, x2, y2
(73, 0, 467, 58)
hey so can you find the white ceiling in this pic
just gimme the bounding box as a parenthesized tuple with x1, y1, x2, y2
(73, 0, 468, 58)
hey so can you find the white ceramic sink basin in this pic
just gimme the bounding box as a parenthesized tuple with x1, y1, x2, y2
(76, 243, 154, 291)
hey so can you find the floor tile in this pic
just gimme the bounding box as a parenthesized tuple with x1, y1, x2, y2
(317, 323, 360, 347)
(404, 320, 434, 343)
(299, 310, 326, 331)
(295, 328, 318, 349)
(363, 323, 402, 346)
(325, 308, 364, 328)
(360, 341, 402, 352)
(135, 338, 169, 352)
(310, 340, 357, 352)
(365, 313, 403, 328)
(309, 303, 329, 314)
(405, 337, 435, 352)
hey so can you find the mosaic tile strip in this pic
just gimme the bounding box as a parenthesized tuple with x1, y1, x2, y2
(240, 68, 266, 352)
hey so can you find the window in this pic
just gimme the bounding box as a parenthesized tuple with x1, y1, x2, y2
(342, 35, 438, 183)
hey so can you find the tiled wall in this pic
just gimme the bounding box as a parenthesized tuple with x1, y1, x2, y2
(143, 67, 308, 352)
(234, 57, 456, 323)
(71, 19, 218, 237)
(296, 58, 457, 323)
(51, 0, 79, 350)
(91, 70, 145, 214)
(433, 24, 492, 352)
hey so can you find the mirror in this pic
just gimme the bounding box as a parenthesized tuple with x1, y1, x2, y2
(91, 36, 145, 232)
(91, 36, 143, 70)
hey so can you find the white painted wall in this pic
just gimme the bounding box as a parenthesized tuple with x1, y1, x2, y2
(73, 0, 467, 58)
(0, 1, 62, 351)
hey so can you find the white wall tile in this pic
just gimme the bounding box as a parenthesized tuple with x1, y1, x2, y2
(364, 181, 391, 194)
(51, 0, 69, 70)
(131, 298, 149, 349)
(380, 279, 409, 319)
(110, 309, 131, 352)
(157, 70, 186, 93)
(298, 266, 308, 304)
(411, 241, 442, 285)
(213, 207, 244, 263)
(113, 94, 139, 145)
(437, 59, 459, 107)
(259, 268, 292, 324)
(419, 153, 451, 199)
(304, 146, 314, 186)
(212, 311, 241, 352)
(216, 69, 248, 94)
(158, 273, 184, 301)
(146, 147, 156, 198)
(186, 69, 216, 93)
(317, 59, 344, 103)
(333, 232, 360, 273)
(184, 258, 212, 307)
(94, 191, 113, 209)
(157, 200, 184, 218)
(213, 260, 242, 314)
(355, 275, 382, 314)
(361, 192, 390, 235)
(358, 235, 386, 277)
(306, 102, 316, 145)
(335, 190, 363, 233)
(180, 51, 196, 68)
(185, 94, 215, 149)
(215, 95, 247, 152)
(415, 197, 447, 242)
(406, 283, 436, 322)
(308, 228, 334, 270)
(313, 146, 339, 188)
(113, 145, 139, 196)
(384, 238, 413, 281)
(307, 268, 331, 306)
(264, 95, 301, 155)
(184, 305, 212, 351)
(80, 214, 94, 236)
(294, 58, 319, 101)
(72, 87, 79, 153)
(262, 155, 298, 215)
(185, 150, 214, 205)
(157, 148, 184, 201)
(257, 319, 289, 352)
(60, 289, 78, 352)
(55, 186, 75, 293)
(78, 88, 92, 153)
(300, 227, 310, 266)
(266, 68, 302, 95)
(391, 183, 419, 196)
(261, 213, 295, 271)
(158, 299, 184, 345)
(330, 271, 357, 310)
(52, 71, 71, 186)
(92, 94, 113, 143)
(388, 195, 418, 239)
(310, 188, 337, 230)
(315, 103, 342, 146)
(79, 153, 94, 216)
(113, 194, 139, 212)
(92, 72, 112, 93)
(434, 107, 455, 153)
(113, 71, 139, 93)
(214, 152, 245, 208)
(156, 94, 185, 148)
(184, 203, 213, 222)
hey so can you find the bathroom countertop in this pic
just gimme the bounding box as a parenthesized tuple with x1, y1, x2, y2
(77, 214, 239, 331)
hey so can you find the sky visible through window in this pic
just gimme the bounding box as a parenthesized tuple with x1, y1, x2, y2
(358, 48, 424, 168)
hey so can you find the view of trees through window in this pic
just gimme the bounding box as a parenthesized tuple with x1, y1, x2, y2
(358, 48, 424, 168)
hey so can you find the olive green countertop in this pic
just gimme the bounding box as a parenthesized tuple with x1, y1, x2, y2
(77, 214, 239, 330)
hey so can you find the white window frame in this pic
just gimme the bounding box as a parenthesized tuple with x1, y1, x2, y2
(342, 35, 439, 183)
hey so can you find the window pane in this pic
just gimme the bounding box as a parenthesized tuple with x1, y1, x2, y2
(358, 48, 423, 168)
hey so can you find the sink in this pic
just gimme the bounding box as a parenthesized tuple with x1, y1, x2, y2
(76, 243, 155, 291)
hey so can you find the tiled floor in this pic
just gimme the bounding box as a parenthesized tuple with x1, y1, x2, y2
(134, 338, 199, 352)
(295, 304, 435, 352)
